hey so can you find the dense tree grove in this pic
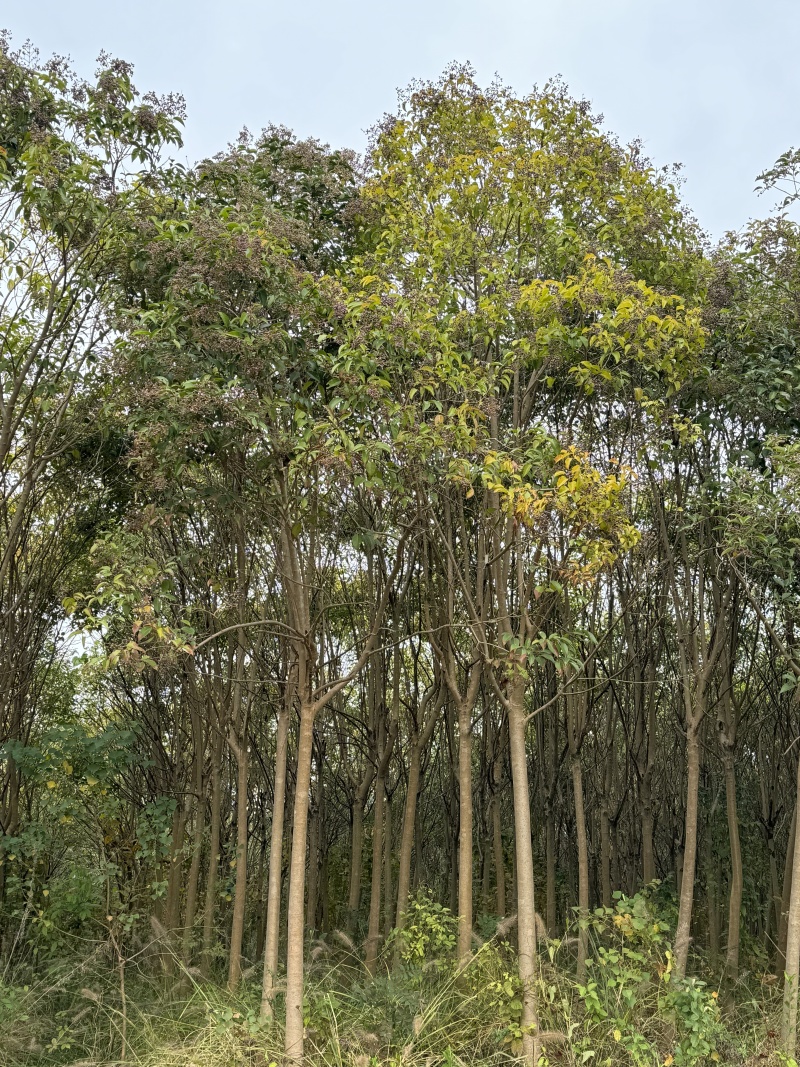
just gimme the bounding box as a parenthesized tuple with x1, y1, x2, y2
(6, 36, 800, 1067)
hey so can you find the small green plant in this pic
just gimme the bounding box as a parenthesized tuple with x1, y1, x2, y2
(562, 888, 725, 1065)
(482, 968, 527, 1052)
(665, 976, 722, 1065)
(390, 889, 458, 967)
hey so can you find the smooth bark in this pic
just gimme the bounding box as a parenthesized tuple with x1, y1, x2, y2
(782, 753, 800, 1055)
(284, 707, 315, 1064)
(508, 673, 541, 1067)
(261, 699, 290, 1020)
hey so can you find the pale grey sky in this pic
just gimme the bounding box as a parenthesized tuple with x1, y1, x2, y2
(3, 0, 798, 238)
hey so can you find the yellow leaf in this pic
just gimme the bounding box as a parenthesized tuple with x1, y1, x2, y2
(613, 1029, 621, 1042)
(46, 780, 56, 789)
(664, 1056, 674, 1066)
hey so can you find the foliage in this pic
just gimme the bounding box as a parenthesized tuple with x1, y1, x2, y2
(390, 889, 459, 967)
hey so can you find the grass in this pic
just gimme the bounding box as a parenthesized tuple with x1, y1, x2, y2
(0, 892, 791, 1067)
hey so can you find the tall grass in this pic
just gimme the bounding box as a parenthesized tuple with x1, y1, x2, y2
(0, 889, 789, 1067)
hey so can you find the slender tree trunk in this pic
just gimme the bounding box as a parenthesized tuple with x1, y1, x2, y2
(320, 848, 330, 933)
(364, 774, 385, 974)
(779, 805, 797, 977)
(510, 823, 518, 917)
(182, 681, 206, 966)
(674, 721, 701, 977)
(365, 643, 398, 969)
(306, 786, 320, 933)
(641, 777, 656, 886)
(414, 807, 424, 891)
(545, 804, 556, 934)
(395, 741, 422, 930)
(201, 735, 223, 977)
(182, 790, 205, 964)
(448, 806, 459, 913)
(481, 808, 491, 911)
(493, 792, 506, 917)
(782, 753, 800, 1056)
(384, 791, 393, 938)
(309, 736, 326, 932)
(508, 674, 541, 1067)
(395, 688, 441, 937)
(165, 801, 187, 933)
(571, 756, 590, 980)
(723, 753, 743, 982)
(285, 706, 315, 1064)
(600, 803, 612, 909)
(261, 702, 290, 1020)
(614, 819, 627, 896)
(457, 700, 473, 962)
(227, 735, 249, 991)
(226, 482, 250, 991)
(768, 837, 782, 959)
(346, 769, 373, 935)
(705, 810, 720, 968)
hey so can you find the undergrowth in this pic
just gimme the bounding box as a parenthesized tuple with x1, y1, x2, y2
(0, 888, 789, 1067)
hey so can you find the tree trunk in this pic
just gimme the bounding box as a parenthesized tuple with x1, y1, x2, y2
(384, 791, 393, 938)
(641, 776, 656, 886)
(600, 803, 612, 909)
(227, 732, 249, 991)
(457, 700, 473, 962)
(768, 836, 782, 960)
(284, 706, 315, 1064)
(201, 735, 223, 977)
(306, 784, 320, 933)
(674, 721, 701, 977)
(395, 740, 423, 931)
(181, 789, 205, 964)
(571, 755, 590, 981)
(165, 801, 187, 932)
(414, 806, 424, 891)
(346, 767, 373, 935)
(705, 809, 720, 969)
(481, 814, 491, 911)
(364, 773, 385, 975)
(395, 688, 442, 936)
(261, 702, 290, 1020)
(493, 792, 506, 917)
(779, 805, 797, 977)
(545, 804, 556, 935)
(226, 494, 250, 991)
(781, 753, 800, 1056)
(320, 848, 330, 932)
(723, 753, 743, 982)
(508, 674, 541, 1067)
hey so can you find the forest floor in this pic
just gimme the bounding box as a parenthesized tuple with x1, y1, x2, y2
(0, 892, 791, 1067)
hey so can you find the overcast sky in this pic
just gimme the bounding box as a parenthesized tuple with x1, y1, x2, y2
(3, 0, 797, 238)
